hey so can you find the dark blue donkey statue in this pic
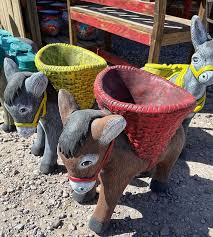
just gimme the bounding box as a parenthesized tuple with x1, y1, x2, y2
(0, 37, 38, 133)
(3, 58, 62, 174)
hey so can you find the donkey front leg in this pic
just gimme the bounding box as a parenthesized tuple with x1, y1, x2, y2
(150, 127, 185, 193)
(89, 168, 134, 234)
(31, 122, 45, 156)
(40, 125, 58, 174)
(0, 100, 15, 133)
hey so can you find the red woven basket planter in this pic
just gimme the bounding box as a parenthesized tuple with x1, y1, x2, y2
(94, 66, 196, 167)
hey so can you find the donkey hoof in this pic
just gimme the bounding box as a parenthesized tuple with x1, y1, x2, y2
(135, 170, 154, 178)
(1, 124, 16, 133)
(72, 186, 97, 204)
(31, 143, 44, 156)
(39, 163, 57, 174)
(89, 218, 110, 234)
(150, 180, 168, 193)
(179, 148, 187, 159)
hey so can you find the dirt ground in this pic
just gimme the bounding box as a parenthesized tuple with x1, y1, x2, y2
(0, 92, 212, 237)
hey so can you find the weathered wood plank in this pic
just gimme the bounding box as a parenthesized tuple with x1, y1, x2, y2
(71, 10, 152, 45)
(68, 0, 77, 45)
(26, 0, 42, 48)
(1, 0, 12, 33)
(11, 0, 26, 37)
(79, 0, 155, 15)
(162, 31, 191, 46)
(148, 0, 167, 63)
(0, 0, 8, 29)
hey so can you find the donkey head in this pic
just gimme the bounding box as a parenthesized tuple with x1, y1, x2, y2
(4, 58, 48, 138)
(57, 89, 126, 195)
(190, 15, 213, 86)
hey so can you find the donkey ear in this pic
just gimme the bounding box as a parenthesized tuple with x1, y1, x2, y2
(91, 115, 126, 145)
(4, 58, 19, 81)
(25, 72, 48, 97)
(191, 15, 208, 49)
(58, 89, 79, 126)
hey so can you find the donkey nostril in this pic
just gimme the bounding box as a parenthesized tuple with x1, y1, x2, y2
(79, 187, 84, 191)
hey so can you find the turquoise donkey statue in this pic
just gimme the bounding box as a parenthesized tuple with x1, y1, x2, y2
(144, 15, 213, 134)
(0, 38, 37, 132)
(3, 58, 62, 174)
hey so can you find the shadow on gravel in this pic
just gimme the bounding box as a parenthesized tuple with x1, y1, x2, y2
(54, 164, 67, 174)
(101, 127, 213, 237)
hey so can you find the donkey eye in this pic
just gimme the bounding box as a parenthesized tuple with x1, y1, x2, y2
(81, 161, 92, 167)
(19, 107, 28, 113)
(193, 57, 200, 63)
(199, 72, 208, 81)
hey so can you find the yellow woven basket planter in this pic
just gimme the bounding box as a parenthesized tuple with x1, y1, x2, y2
(35, 43, 107, 109)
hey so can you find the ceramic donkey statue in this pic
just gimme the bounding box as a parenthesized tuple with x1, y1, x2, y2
(57, 89, 186, 234)
(0, 38, 38, 133)
(3, 58, 62, 174)
(144, 15, 213, 134)
(0, 70, 15, 132)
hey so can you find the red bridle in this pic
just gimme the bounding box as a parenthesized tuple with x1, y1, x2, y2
(68, 140, 115, 182)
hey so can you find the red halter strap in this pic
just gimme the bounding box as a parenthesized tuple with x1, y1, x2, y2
(69, 140, 115, 183)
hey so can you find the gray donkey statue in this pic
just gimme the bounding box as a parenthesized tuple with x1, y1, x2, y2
(3, 58, 62, 174)
(144, 15, 213, 134)
(0, 38, 37, 133)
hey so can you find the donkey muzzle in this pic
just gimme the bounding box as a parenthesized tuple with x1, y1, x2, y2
(69, 180, 96, 195)
(16, 127, 36, 138)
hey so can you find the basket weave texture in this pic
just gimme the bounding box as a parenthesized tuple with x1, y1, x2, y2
(94, 66, 196, 167)
(35, 43, 107, 109)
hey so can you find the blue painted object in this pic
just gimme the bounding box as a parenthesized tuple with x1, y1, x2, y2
(0, 29, 11, 44)
(9, 41, 37, 72)
(0, 29, 37, 72)
(1, 36, 20, 54)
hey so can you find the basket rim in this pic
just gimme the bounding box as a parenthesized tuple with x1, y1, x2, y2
(35, 43, 107, 72)
(94, 65, 196, 114)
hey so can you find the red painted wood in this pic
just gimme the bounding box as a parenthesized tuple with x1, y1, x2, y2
(184, 0, 192, 19)
(97, 48, 137, 67)
(71, 11, 152, 45)
(79, 0, 155, 15)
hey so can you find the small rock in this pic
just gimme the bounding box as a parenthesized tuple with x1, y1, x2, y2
(15, 224, 24, 231)
(68, 223, 77, 231)
(23, 209, 29, 214)
(49, 219, 63, 230)
(38, 189, 45, 194)
(33, 170, 40, 176)
(13, 170, 20, 175)
(150, 193, 158, 201)
(160, 226, 170, 236)
(1, 191, 7, 196)
(62, 192, 69, 198)
(7, 188, 15, 193)
(59, 213, 67, 219)
(153, 221, 159, 226)
(0, 231, 5, 237)
(36, 233, 46, 237)
(201, 218, 206, 224)
(30, 185, 37, 190)
(29, 224, 37, 230)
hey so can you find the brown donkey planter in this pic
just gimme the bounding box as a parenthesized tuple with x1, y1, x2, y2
(57, 89, 188, 234)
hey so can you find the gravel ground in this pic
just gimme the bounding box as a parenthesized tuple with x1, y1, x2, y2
(112, 36, 192, 67)
(0, 40, 213, 237)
